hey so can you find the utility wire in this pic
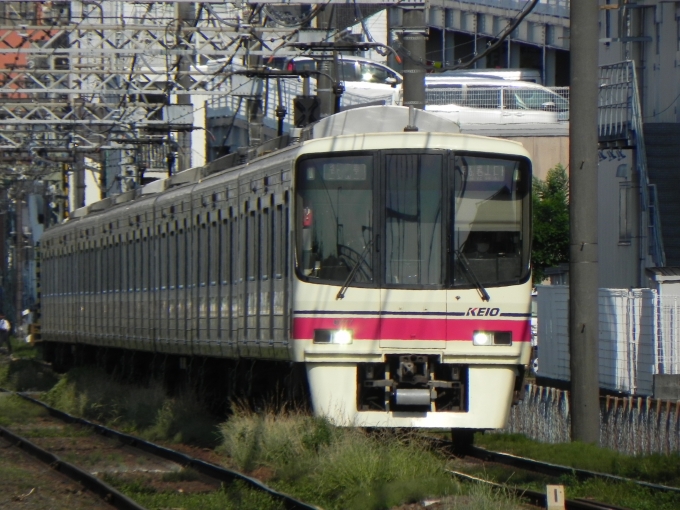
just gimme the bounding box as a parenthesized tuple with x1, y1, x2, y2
(443, 0, 539, 71)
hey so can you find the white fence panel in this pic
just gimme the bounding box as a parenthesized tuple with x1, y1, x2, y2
(657, 294, 680, 375)
(537, 286, 657, 395)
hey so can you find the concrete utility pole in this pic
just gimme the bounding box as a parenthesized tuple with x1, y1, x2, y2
(73, 157, 86, 209)
(316, 7, 335, 118)
(569, 0, 600, 444)
(401, 4, 426, 110)
(177, 2, 195, 172)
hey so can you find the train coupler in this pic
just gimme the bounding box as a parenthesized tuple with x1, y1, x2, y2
(358, 355, 468, 412)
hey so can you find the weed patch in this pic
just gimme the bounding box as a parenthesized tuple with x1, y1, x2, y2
(477, 432, 680, 510)
(0, 393, 48, 426)
(42, 366, 220, 446)
(103, 475, 285, 510)
(478, 432, 680, 486)
(218, 409, 526, 510)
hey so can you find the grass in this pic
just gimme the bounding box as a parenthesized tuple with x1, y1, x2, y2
(102, 476, 286, 510)
(9, 336, 39, 359)
(9, 348, 679, 509)
(475, 432, 680, 510)
(42, 366, 221, 447)
(217, 407, 528, 510)
(0, 392, 48, 426)
(477, 432, 680, 486)
(0, 340, 59, 392)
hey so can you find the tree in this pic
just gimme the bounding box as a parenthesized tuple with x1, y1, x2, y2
(532, 164, 569, 285)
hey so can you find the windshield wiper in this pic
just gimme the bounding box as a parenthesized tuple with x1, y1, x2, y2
(454, 250, 490, 302)
(336, 240, 373, 300)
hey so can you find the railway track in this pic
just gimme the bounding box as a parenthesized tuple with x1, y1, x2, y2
(425, 435, 680, 510)
(0, 424, 145, 510)
(447, 469, 631, 510)
(466, 445, 680, 495)
(0, 388, 319, 510)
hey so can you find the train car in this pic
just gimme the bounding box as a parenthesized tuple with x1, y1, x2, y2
(40, 106, 533, 430)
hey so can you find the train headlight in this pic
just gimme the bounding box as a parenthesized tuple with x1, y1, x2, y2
(472, 331, 493, 346)
(473, 331, 512, 346)
(314, 329, 353, 344)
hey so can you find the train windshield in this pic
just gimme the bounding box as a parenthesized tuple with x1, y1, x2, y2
(297, 155, 374, 284)
(451, 155, 530, 287)
(296, 151, 530, 289)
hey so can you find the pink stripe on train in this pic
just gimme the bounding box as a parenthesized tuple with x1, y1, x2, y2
(292, 316, 531, 342)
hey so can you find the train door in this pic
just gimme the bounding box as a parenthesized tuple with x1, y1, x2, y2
(379, 151, 446, 349)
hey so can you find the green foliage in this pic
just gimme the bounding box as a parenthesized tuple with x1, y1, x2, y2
(458, 482, 527, 510)
(143, 394, 220, 447)
(478, 432, 680, 486)
(0, 393, 48, 426)
(218, 409, 526, 510)
(10, 337, 39, 359)
(532, 164, 570, 284)
(42, 366, 220, 446)
(103, 476, 286, 510)
(476, 432, 680, 510)
(0, 358, 59, 391)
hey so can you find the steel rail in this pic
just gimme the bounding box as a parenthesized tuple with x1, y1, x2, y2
(448, 469, 631, 510)
(0, 425, 147, 510)
(11, 390, 320, 510)
(467, 445, 680, 495)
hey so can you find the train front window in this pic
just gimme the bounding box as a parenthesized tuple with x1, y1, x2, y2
(451, 155, 530, 286)
(295, 151, 530, 289)
(296, 155, 374, 285)
(385, 154, 442, 285)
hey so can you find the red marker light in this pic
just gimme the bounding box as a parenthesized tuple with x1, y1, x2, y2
(303, 207, 312, 228)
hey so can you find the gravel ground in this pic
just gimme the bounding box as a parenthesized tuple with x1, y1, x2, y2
(0, 435, 112, 510)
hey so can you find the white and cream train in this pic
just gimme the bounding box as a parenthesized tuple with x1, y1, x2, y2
(40, 106, 533, 430)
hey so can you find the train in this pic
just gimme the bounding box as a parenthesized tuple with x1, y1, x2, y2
(39, 105, 533, 430)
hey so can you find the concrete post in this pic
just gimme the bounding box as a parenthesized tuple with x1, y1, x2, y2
(402, 6, 426, 110)
(569, 0, 601, 444)
(177, 2, 195, 171)
(318, 57, 334, 118)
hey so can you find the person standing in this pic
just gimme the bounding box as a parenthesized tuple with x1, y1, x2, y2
(0, 313, 11, 354)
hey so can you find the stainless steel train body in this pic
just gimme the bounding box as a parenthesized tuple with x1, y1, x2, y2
(40, 107, 533, 428)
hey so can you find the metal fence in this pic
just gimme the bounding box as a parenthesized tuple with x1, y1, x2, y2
(505, 384, 680, 455)
(425, 86, 569, 111)
(537, 286, 680, 396)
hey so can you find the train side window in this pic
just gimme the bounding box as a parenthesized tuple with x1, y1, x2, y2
(169, 231, 176, 289)
(160, 232, 168, 290)
(200, 222, 209, 287)
(221, 217, 230, 286)
(178, 228, 186, 289)
(142, 234, 148, 291)
(210, 221, 219, 286)
(114, 241, 118, 290)
(261, 207, 270, 281)
(247, 211, 256, 282)
(274, 205, 283, 279)
(136, 237, 142, 292)
(122, 238, 128, 293)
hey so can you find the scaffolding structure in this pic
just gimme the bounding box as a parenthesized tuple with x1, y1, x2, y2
(0, 1, 299, 179)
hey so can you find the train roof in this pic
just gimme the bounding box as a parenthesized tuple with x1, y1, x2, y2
(56, 106, 526, 225)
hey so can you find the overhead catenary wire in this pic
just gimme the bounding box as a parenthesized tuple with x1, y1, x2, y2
(443, 0, 539, 71)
